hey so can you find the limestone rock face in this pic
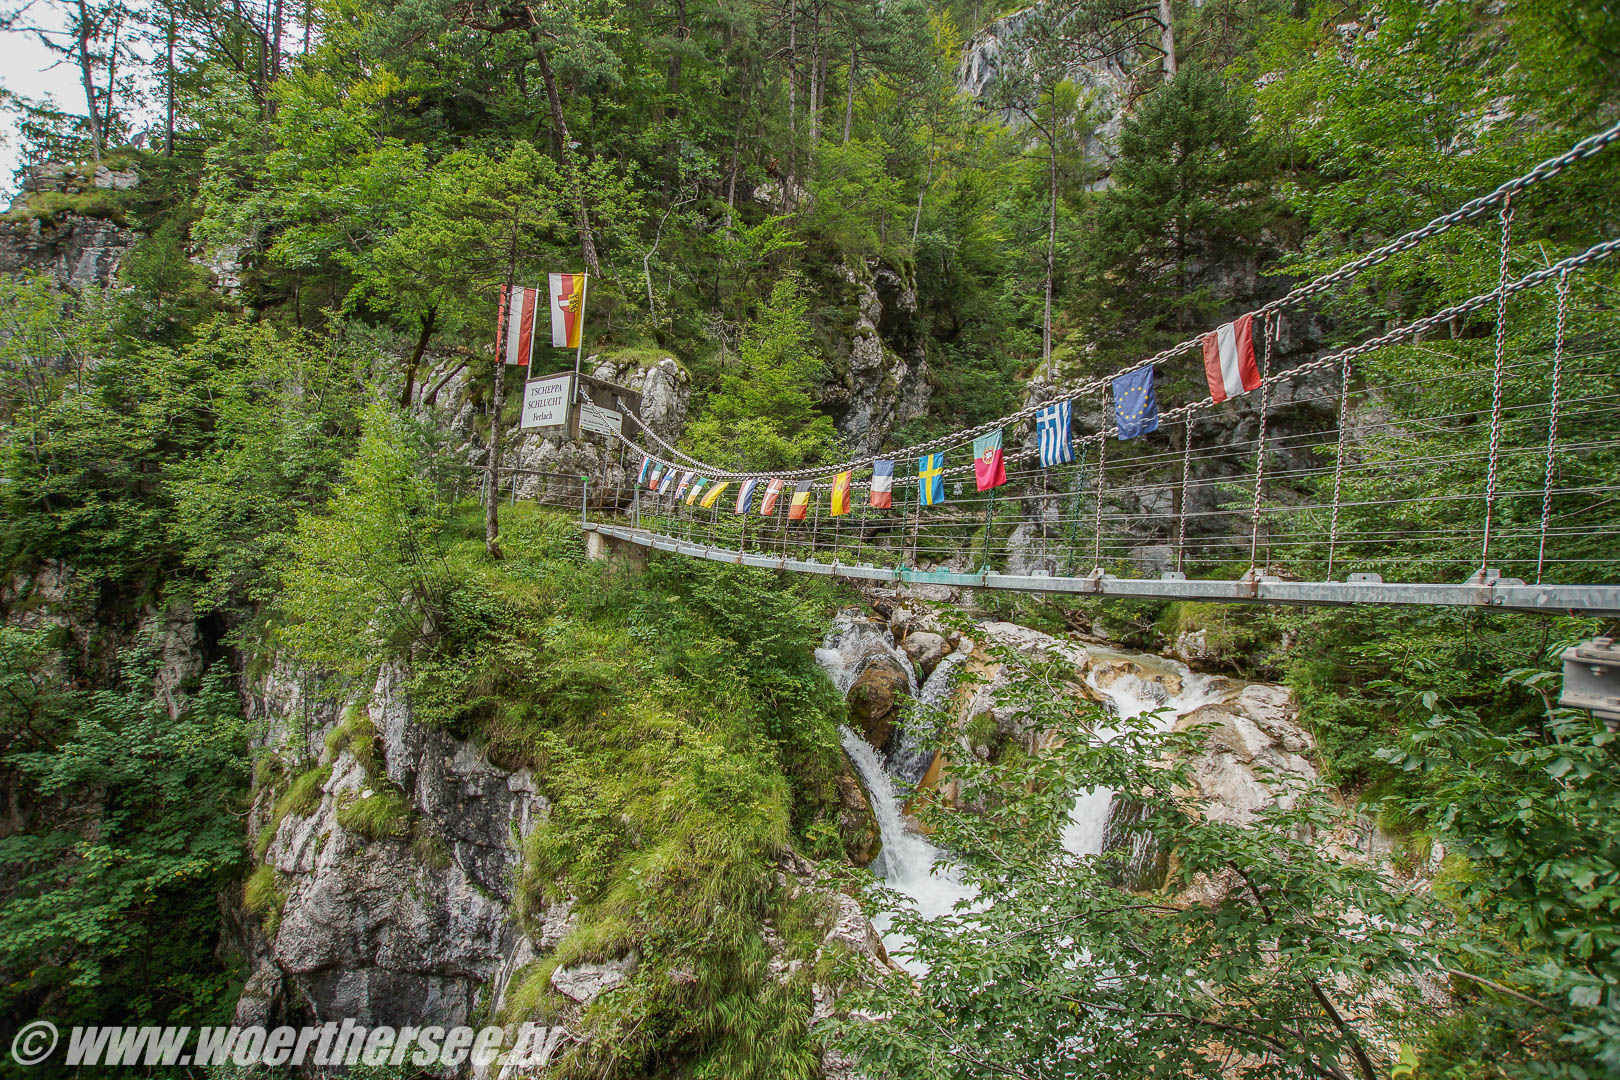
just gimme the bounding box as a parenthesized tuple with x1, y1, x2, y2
(1174, 683, 1317, 828)
(837, 768, 881, 867)
(240, 663, 552, 1032)
(900, 631, 950, 678)
(826, 261, 930, 455)
(847, 657, 911, 751)
(0, 214, 136, 288)
(592, 354, 690, 444)
(550, 955, 637, 1005)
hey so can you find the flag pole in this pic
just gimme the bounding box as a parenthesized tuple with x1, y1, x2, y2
(572, 273, 590, 404)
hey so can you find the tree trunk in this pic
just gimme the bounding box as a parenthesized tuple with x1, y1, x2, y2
(271, 0, 284, 77)
(75, 2, 103, 161)
(485, 360, 507, 558)
(164, 7, 176, 154)
(101, 9, 121, 142)
(487, 227, 520, 559)
(401, 306, 437, 407)
(842, 44, 856, 143)
(535, 46, 602, 276)
(1159, 0, 1176, 79)
(1043, 126, 1058, 377)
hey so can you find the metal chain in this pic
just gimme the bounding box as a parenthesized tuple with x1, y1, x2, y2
(1536, 269, 1570, 584)
(621, 232, 1620, 489)
(613, 122, 1620, 485)
(1481, 193, 1515, 569)
(1327, 354, 1352, 579)
(1249, 311, 1274, 570)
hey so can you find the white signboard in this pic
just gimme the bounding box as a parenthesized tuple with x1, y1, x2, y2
(578, 402, 622, 438)
(520, 374, 572, 430)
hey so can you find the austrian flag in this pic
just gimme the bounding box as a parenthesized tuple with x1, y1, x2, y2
(496, 284, 543, 366)
(1201, 314, 1261, 402)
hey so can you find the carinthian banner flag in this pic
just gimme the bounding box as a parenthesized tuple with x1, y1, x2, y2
(761, 479, 785, 515)
(497, 284, 542, 366)
(1112, 365, 1159, 439)
(1036, 401, 1073, 466)
(1201, 313, 1261, 402)
(973, 430, 1007, 491)
(637, 456, 653, 485)
(701, 482, 731, 509)
(735, 479, 758, 515)
(788, 481, 813, 520)
(830, 472, 852, 516)
(918, 454, 946, 506)
(869, 460, 894, 509)
(675, 471, 695, 501)
(549, 273, 586, 349)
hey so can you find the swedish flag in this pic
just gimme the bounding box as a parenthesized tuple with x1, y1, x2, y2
(918, 453, 946, 506)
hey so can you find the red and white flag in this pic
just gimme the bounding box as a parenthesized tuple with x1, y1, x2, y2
(549, 273, 586, 349)
(1201, 313, 1261, 402)
(497, 284, 542, 366)
(760, 478, 785, 516)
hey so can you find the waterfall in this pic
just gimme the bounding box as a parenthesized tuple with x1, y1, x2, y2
(886, 644, 971, 785)
(838, 725, 975, 973)
(1060, 648, 1226, 863)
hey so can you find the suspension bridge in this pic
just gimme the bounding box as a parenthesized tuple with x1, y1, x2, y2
(550, 123, 1620, 619)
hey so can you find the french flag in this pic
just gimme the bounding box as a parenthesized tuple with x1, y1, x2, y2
(1201, 314, 1261, 402)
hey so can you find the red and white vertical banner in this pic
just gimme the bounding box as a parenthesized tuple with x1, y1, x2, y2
(549, 273, 586, 349)
(497, 284, 543, 366)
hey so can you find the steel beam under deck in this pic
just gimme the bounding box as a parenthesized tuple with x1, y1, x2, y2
(586, 524, 1620, 617)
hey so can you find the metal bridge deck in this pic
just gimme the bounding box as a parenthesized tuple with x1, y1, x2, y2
(585, 524, 1620, 617)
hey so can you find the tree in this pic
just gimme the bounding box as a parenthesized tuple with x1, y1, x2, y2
(834, 632, 1440, 1080)
(1080, 65, 1275, 378)
(682, 274, 840, 470)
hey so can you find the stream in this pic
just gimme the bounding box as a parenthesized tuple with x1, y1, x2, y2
(816, 611, 1225, 973)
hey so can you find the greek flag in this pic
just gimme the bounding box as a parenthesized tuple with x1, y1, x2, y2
(1036, 401, 1073, 466)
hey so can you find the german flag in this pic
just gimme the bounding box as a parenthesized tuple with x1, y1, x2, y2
(788, 481, 812, 520)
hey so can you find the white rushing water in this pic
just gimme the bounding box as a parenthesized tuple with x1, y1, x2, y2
(1060, 647, 1227, 857)
(816, 612, 1228, 971)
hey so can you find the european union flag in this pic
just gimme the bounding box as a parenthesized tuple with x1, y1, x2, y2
(1111, 365, 1159, 440)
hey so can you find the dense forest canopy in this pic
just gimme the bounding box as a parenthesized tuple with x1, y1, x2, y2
(0, 0, 1617, 1076)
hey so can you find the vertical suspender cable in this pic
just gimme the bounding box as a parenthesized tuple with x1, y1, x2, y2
(1327, 355, 1352, 579)
(1094, 402, 1110, 570)
(1481, 192, 1514, 570)
(1178, 415, 1194, 573)
(1536, 269, 1569, 584)
(1248, 311, 1274, 570)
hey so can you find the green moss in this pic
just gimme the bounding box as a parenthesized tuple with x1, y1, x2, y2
(243, 865, 288, 937)
(3, 189, 129, 226)
(325, 705, 379, 774)
(274, 763, 332, 821)
(335, 785, 412, 841)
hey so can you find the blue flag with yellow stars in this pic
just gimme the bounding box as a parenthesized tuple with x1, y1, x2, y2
(1111, 365, 1159, 439)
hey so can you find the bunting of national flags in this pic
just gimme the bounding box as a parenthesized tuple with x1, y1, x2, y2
(633, 308, 1270, 523)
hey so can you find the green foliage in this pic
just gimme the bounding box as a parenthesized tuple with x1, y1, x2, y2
(839, 631, 1440, 1080)
(242, 865, 289, 937)
(0, 634, 247, 1033)
(274, 764, 333, 821)
(683, 274, 841, 470)
(335, 786, 413, 841)
(275, 400, 454, 678)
